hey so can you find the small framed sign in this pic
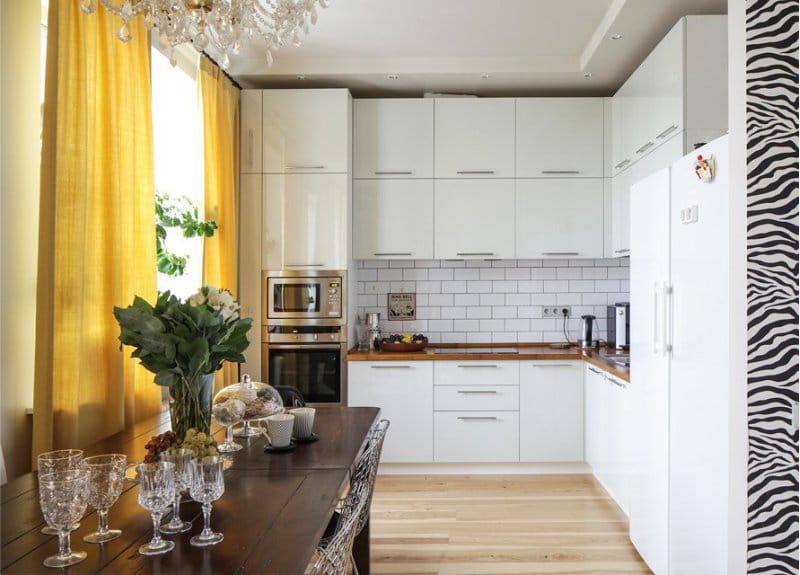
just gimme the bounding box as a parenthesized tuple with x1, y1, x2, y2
(387, 293, 416, 321)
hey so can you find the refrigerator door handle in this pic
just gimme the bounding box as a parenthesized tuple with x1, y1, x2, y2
(653, 282, 660, 355)
(664, 283, 674, 355)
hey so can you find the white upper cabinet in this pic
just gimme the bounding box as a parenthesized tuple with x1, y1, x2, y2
(434, 179, 515, 259)
(353, 179, 434, 260)
(516, 98, 604, 178)
(262, 89, 351, 174)
(434, 98, 515, 178)
(262, 174, 348, 270)
(353, 99, 434, 179)
(516, 179, 604, 259)
(240, 90, 262, 174)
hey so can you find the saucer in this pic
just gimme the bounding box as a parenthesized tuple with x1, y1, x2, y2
(293, 433, 319, 444)
(264, 441, 296, 453)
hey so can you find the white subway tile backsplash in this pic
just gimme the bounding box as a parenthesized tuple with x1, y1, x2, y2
(354, 259, 629, 343)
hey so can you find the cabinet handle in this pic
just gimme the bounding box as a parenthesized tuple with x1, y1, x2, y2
(635, 141, 655, 154)
(587, 366, 605, 376)
(457, 390, 499, 394)
(373, 252, 412, 257)
(614, 159, 631, 170)
(456, 170, 495, 175)
(374, 171, 413, 175)
(541, 252, 580, 256)
(541, 170, 580, 175)
(608, 377, 627, 388)
(530, 364, 573, 368)
(370, 365, 412, 369)
(286, 263, 325, 267)
(456, 252, 495, 257)
(247, 128, 254, 169)
(615, 249, 630, 255)
(457, 364, 499, 369)
(285, 165, 326, 170)
(656, 124, 679, 139)
(457, 416, 498, 421)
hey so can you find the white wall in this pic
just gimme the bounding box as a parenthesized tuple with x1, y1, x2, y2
(0, 0, 41, 481)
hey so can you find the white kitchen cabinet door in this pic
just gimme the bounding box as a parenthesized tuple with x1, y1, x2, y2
(434, 179, 515, 259)
(606, 373, 631, 515)
(240, 90, 262, 174)
(434, 360, 519, 387)
(262, 89, 351, 174)
(434, 411, 519, 462)
(611, 166, 633, 258)
(516, 98, 604, 178)
(353, 179, 434, 260)
(348, 362, 434, 463)
(434, 385, 519, 412)
(239, 174, 262, 377)
(262, 174, 348, 270)
(519, 362, 584, 462)
(584, 363, 605, 470)
(353, 99, 434, 179)
(434, 98, 515, 178)
(515, 178, 604, 259)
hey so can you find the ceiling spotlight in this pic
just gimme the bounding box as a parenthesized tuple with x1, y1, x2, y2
(584, 72, 593, 79)
(387, 74, 399, 80)
(610, 33, 623, 40)
(480, 73, 490, 79)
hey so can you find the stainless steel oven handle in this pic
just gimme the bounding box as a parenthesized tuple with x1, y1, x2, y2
(267, 344, 342, 350)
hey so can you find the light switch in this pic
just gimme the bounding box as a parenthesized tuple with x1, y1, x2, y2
(681, 205, 699, 225)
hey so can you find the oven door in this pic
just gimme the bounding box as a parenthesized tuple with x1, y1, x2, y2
(263, 343, 346, 405)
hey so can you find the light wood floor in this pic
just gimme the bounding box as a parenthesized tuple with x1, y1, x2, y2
(369, 475, 652, 575)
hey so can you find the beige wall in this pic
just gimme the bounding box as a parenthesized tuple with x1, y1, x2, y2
(1, 0, 41, 481)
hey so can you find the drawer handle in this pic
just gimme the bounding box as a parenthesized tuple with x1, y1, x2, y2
(609, 377, 627, 388)
(615, 249, 630, 254)
(285, 165, 326, 170)
(635, 141, 655, 154)
(456, 170, 495, 175)
(457, 390, 499, 394)
(530, 364, 573, 368)
(374, 170, 413, 175)
(373, 252, 412, 256)
(370, 365, 412, 369)
(286, 263, 324, 267)
(614, 159, 631, 170)
(541, 170, 580, 175)
(587, 366, 605, 376)
(247, 128, 255, 169)
(456, 252, 495, 257)
(457, 364, 499, 369)
(542, 252, 580, 256)
(457, 416, 498, 421)
(656, 124, 679, 139)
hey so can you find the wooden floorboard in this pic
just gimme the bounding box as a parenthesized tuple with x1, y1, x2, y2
(370, 474, 652, 575)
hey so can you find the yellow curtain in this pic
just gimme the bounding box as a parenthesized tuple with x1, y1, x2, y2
(32, 0, 161, 460)
(198, 56, 241, 392)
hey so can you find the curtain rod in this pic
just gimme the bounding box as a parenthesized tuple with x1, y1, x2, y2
(201, 52, 244, 90)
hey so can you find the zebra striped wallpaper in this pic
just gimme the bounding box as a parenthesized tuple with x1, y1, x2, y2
(745, 0, 799, 572)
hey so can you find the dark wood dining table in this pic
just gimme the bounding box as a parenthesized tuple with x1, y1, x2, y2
(1, 406, 380, 574)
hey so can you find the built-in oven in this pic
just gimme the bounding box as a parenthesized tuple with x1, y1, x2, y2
(262, 325, 347, 405)
(263, 270, 346, 325)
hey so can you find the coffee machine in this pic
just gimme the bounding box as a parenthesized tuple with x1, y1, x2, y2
(607, 303, 630, 349)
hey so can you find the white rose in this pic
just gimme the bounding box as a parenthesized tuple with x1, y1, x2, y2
(188, 292, 206, 306)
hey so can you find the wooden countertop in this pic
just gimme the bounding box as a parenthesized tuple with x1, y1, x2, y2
(348, 343, 630, 382)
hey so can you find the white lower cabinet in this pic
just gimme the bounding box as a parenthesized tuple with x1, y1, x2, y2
(348, 362, 434, 463)
(519, 361, 584, 462)
(434, 412, 520, 463)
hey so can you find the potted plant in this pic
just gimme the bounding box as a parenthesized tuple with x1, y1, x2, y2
(114, 287, 253, 439)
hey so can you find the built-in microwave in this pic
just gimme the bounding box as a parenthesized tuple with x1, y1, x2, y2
(262, 270, 346, 325)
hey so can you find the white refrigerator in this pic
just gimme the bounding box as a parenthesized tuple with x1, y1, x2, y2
(629, 135, 733, 574)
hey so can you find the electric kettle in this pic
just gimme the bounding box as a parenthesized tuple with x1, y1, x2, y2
(579, 314, 598, 348)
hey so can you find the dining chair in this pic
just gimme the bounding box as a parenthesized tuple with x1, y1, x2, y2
(306, 492, 368, 575)
(273, 385, 306, 407)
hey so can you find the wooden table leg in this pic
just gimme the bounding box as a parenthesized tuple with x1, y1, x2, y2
(353, 515, 371, 575)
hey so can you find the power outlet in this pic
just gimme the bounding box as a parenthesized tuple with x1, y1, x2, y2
(543, 306, 571, 317)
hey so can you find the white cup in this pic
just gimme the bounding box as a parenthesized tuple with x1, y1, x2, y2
(266, 413, 295, 448)
(290, 407, 316, 439)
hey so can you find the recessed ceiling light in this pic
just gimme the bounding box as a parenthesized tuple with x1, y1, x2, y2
(584, 72, 593, 80)
(387, 74, 399, 80)
(610, 33, 623, 40)
(480, 73, 490, 79)
(296, 74, 306, 80)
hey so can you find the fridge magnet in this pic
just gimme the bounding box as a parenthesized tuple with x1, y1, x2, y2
(387, 293, 416, 321)
(694, 154, 715, 183)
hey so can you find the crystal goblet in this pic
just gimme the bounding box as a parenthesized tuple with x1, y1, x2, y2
(81, 454, 127, 543)
(213, 398, 244, 452)
(37, 449, 83, 535)
(159, 449, 193, 534)
(137, 462, 175, 556)
(188, 456, 225, 547)
(39, 469, 89, 568)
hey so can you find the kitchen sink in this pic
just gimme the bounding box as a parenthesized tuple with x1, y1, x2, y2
(607, 354, 630, 367)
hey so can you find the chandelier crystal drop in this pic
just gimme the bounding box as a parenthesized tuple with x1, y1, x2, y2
(80, 0, 329, 69)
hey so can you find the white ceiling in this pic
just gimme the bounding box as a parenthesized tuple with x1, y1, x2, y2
(229, 0, 727, 96)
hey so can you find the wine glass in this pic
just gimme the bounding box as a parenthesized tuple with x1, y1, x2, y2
(37, 449, 83, 535)
(159, 449, 192, 534)
(213, 398, 244, 452)
(188, 456, 225, 547)
(81, 454, 127, 543)
(137, 462, 175, 556)
(38, 469, 89, 568)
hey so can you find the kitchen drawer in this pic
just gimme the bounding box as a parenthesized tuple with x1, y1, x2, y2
(434, 385, 519, 412)
(434, 411, 519, 462)
(434, 360, 519, 387)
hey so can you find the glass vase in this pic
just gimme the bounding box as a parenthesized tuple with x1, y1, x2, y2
(169, 373, 214, 438)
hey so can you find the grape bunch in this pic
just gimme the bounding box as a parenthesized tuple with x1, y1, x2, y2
(143, 431, 178, 463)
(179, 428, 220, 463)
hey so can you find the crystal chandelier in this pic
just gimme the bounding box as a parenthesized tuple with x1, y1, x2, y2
(79, 0, 330, 69)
